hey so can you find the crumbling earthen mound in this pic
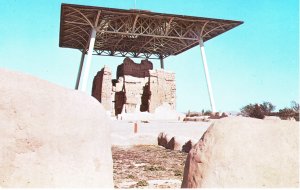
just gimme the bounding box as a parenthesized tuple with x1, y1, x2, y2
(182, 117, 299, 188)
(157, 132, 168, 147)
(182, 140, 197, 153)
(0, 68, 113, 188)
(157, 132, 196, 153)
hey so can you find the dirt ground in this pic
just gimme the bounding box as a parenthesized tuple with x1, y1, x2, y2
(112, 145, 188, 188)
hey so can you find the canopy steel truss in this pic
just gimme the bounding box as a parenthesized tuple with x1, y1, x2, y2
(59, 3, 243, 59)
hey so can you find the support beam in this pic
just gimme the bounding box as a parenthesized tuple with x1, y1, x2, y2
(160, 56, 164, 69)
(98, 30, 199, 41)
(80, 28, 97, 92)
(75, 50, 85, 90)
(199, 38, 216, 113)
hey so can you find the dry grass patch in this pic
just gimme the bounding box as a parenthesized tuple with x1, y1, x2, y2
(112, 145, 187, 188)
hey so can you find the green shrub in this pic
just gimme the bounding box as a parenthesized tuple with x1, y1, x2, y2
(204, 110, 212, 116)
(277, 101, 299, 121)
(186, 110, 212, 117)
(144, 165, 165, 171)
(260, 102, 276, 115)
(174, 169, 182, 176)
(127, 174, 135, 179)
(251, 104, 265, 119)
(241, 101, 299, 121)
(136, 180, 149, 187)
(240, 103, 265, 119)
(278, 108, 299, 121)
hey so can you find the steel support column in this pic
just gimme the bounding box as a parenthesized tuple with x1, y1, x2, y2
(199, 38, 216, 113)
(80, 28, 97, 92)
(160, 56, 164, 69)
(75, 50, 85, 90)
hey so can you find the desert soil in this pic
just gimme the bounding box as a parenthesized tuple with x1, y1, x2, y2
(112, 145, 187, 188)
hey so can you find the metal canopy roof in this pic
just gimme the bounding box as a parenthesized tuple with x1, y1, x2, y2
(59, 3, 243, 59)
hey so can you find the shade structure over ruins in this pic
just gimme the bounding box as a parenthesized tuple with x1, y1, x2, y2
(58, 3, 243, 113)
(59, 3, 243, 59)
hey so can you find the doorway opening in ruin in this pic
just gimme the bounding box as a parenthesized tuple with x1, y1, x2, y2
(114, 91, 126, 116)
(140, 83, 150, 112)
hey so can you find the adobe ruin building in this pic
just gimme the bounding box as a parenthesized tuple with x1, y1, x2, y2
(92, 58, 176, 116)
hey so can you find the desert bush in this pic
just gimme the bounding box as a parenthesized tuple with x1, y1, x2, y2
(278, 101, 299, 121)
(173, 169, 182, 176)
(240, 103, 265, 119)
(295, 114, 299, 121)
(278, 108, 295, 120)
(221, 112, 228, 117)
(241, 104, 254, 117)
(127, 174, 135, 179)
(204, 110, 212, 116)
(251, 104, 265, 119)
(260, 102, 276, 115)
(292, 101, 300, 121)
(186, 110, 211, 117)
(189, 112, 202, 117)
(241, 102, 275, 119)
(240, 104, 250, 117)
(136, 180, 149, 187)
(186, 110, 201, 117)
(291, 101, 300, 112)
(186, 110, 191, 117)
(144, 165, 165, 171)
(241, 101, 299, 121)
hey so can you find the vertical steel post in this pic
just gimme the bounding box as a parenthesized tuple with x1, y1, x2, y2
(80, 28, 97, 92)
(160, 56, 164, 69)
(75, 50, 85, 90)
(199, 38, 216, 113)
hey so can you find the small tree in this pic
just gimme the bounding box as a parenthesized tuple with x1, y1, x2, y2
(291, 101, 299, 121)
(260, 102, 275, 116)
(187, 110, 191, 117)
(291, 101, 299, 112)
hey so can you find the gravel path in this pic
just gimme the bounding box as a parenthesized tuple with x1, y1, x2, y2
(112, 145, 188, 188)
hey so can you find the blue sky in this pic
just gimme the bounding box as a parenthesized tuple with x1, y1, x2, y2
(0, 0, 298, 112)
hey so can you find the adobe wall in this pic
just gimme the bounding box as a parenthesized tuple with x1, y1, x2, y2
(91, 66, 112, 111)
(116, 57, 153, 79)
(148, 70, 176, 113)
(92, 58, 176, 116)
